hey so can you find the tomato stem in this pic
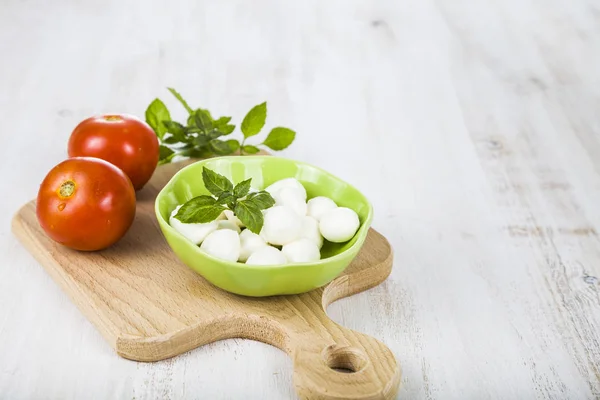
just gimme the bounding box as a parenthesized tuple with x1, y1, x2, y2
(59, 181, 76, 198)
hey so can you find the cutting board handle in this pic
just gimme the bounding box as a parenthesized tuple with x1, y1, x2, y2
(290, 326, 400, 400)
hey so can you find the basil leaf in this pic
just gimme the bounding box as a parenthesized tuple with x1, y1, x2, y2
(221, 124, 235, 135)
(162, 135, 182, 144)
(226, 139, 240, 153)
(245, 191, 275, 209)
(234, 178, 252, 198)
(188, 109, 213, 132)
(175, 195, 225, 223)
(167, 87, 193, 114)
(213, 116, 232, 128)
(234, 200, 264, 233)
(199, 108, 213, 121)
(177, 142, 194, 150)
(186, 114, 195, 127)
(158, 148, 176, 165)
(159, 157, 176, 165)
(163, 120, 185, 134)
(208, 129, 224, 140)
(187, 108, 213, 124)
(209, 139, 235, 155)
(202, 167, 233, 195)
(193, 133, 210, 148)
(188, 147, 213, 159)
(159, 145, 174, 160)
(145, 98, 171, 139)
(216, 191, 235, 205)
(241, 102, 267, 138)
(213, 116, 235, 135)
(194, 109, 213, 132)
(163, 121, 187, 142)
(262, 127, 295, 150)
(158, 157, 175, 165)
(242, 145, 260, 154)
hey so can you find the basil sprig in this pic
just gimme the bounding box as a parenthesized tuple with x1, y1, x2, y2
(174, 167, 275, 234)
(145, 88, 296, 164)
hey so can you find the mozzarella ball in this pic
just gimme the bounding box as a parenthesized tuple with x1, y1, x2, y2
(169, 205, 218, 245)
(300, 216, 323, 249)
(265, 178, 307, 201)
(246, 246, 287, 266)
(239, 229, 268, 262)
(259, 227, 270, 243)
(200, 229, 240, 262)
(306, 196, 338, 221)
(273, 187, 307, 216)
(261, 206, 303, 246)
(224, 210, 244, 228)
(319, 207, 360, 243)
(258, 209, 271, 242)
(217, 219, 241, 233)
(282, 238, 321, 263)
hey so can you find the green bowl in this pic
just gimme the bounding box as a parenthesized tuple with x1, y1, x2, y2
(154, 156, 373, 297)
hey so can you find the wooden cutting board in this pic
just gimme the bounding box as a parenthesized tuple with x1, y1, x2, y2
(11, 159, 401, 400)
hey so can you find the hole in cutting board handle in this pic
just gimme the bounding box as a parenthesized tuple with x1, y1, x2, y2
(323, 345, 368, 374)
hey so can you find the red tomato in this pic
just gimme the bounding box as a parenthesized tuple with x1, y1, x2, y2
(36, 157, 136, 251)
(67, 114, 159, 190)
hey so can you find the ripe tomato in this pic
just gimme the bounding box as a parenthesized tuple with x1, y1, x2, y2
(36, 157, 136, 251)
(67, 114, 159, 190)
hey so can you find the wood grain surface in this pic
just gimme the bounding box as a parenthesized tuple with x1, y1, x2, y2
(2, 0, 600, 399)
(11, 159, 400, 400)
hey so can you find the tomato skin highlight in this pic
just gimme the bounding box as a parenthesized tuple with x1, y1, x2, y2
(67, 114, 159, 190)
(36, 157, 136, 251)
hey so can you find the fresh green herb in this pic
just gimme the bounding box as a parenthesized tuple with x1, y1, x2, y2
(233, 200, 263, 234)
(209, 139, 233, 155)
(163, 121, 186, 137)
(174, 195, 226, 224)
(245, 191, 275, 209)
(241, 145, 260, 154)
(262, 127, 296, 151)
(175, 167, 275, 233)
(214, 117, 235, 134)
(216, 191, 235, 206)
(225, 139, 240, 153)
(233, 178, 252, 198)
(202, 167, 233, 195)
(167, 87, 193, 114)
(145, 99, 171, 139)
(241, 102, 267, 138)
(159, 145, 175, 165)
(145, 88, 296, 164)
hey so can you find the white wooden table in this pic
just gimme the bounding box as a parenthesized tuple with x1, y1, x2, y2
(2, 0, 600, 398)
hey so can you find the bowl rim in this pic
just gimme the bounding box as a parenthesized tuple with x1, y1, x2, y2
(154, 155, 374, 271)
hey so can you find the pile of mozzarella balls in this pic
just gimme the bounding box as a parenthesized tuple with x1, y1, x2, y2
(169, 178, 360, 266)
